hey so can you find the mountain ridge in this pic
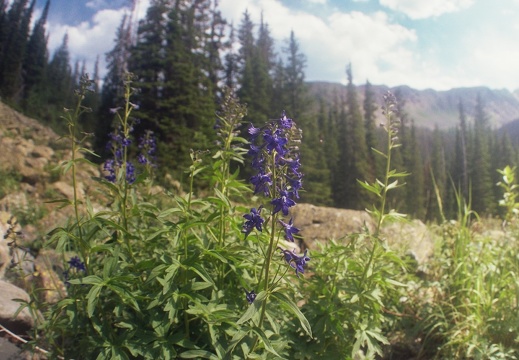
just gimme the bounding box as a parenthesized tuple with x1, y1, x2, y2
(307, 81, 519, 130)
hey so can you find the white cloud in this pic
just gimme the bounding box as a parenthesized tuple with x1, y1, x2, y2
(46, 0, 151, 76)
(219, 0, 431, 87)
(86, 0, 109, 10)
(305, 0, 327, 4)
(460, 34, 519, 90)
(48, 9, 125, 74)
(379, 0, 474, 19)
(44, 0, 518, 92)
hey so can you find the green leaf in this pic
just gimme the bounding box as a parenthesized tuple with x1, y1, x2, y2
(250, 326, 281, 358)
(72, 275, 103, 285)
(357, 180, 381, 197)
(237, 291, 267, 325)
(271, 292, 312, 338)
(87, 285, 103, 317)
(190, 263, 215, 288)
(190, 282, 214, 291)
(179, 350, 218, 359)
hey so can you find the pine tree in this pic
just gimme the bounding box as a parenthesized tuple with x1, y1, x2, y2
(454, 99, 469, 199)
(428, 125, 447, 221)
(205, 0, 226, 99)
(223, 23, 238, 89)
(0, 0, 34, 100)
(282, 30, 306, 118)
(82, 56, 100, 134)
(470, 94, 495, 215)
(280, 30, 329, 205)
(0, 0, 8, 47)
(301, 98, 332, 205)
(363, 80, 381, 182)
(236, 10, 273, 125)
(335, 64, 371, 209)
(130, 0, 217, 173)
(271, 57, 286, 112)
(406, 122, 425, 218)
(96, 12, 133, 156)
(252, 14, 274, 117)
(45, 33, 73, 128)
(236, 10, 255, 118)
(21, 0, 50, 114)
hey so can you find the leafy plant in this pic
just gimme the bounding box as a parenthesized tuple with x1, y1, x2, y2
(290, 91, 406, 359)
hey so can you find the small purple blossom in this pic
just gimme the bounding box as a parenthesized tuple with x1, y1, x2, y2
(279, 248, 310, 277)
(271, 190, 296, 216)
(68, 256, 86, 272)
(126, 162, 136, 184)
(121, 137, 131, 147)
(263, 128, 288, 156)
(137, 154, 148, 165)
(137, 130, 157, 167)
(279, 218, 300, 242)
(248, 124, 262, 138)
(279, 111, 293, 129)
(64, 256, 86, 287)
(243, 207, 264, 238)
(250, 172, 272, 196)
(245, 289, 257, 304)
(103, 159, 116, 183)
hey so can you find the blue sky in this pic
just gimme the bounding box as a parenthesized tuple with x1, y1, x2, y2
(31, 0, 519, 91)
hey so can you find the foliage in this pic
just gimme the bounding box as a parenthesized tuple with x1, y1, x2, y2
(14, 77, 315, 359)
(290, 91, 406, 359)
(0, 167, 22, 198)
(386, 168, 519, 359)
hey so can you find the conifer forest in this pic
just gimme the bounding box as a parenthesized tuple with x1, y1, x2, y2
(2, 0, 519, 359)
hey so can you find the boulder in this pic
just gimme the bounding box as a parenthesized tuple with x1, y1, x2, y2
(381, 219, 435, 265)
(34, 250, 66, 304)
(0, 280, 34, 334)
(290, 203, 374, 249)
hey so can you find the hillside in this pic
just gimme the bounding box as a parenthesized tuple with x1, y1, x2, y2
(308, 81, 519, 130)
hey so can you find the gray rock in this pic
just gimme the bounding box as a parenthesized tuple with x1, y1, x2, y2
(290, 203, 374, 249)
(0, 280, 34, 334)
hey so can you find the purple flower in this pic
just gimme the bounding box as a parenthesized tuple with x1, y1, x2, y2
(279, 218, 300, 242)
(121, 137, 131, 147)
(279, 248, 310, 277)
(243, 207, 264, 238)
(248, 124, 261, 138)
(103, 159, 116, 183)
(250, 172, 272, 196)
(68, 256, 86, 272)
(279, 111, 293, 129)
(271, 190, 296, 216)
(245, 289, 257, 304)
(137, 154, 148, 165)
(263, 128, 288, 156)
(126, 162, 136, 184)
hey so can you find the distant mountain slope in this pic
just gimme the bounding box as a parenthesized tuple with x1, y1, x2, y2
(307, 81, 519, 130)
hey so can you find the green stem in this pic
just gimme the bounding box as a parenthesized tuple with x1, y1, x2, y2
(120, 82, 133, 261)
(69, 91, 87, 265)
(364, 111, 395, 287)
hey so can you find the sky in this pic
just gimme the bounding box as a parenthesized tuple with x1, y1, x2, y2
(27, 0, 519, 91)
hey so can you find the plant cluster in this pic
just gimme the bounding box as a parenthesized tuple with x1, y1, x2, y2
(10, 73, 519, 360)
(13, 77, 317, 359)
